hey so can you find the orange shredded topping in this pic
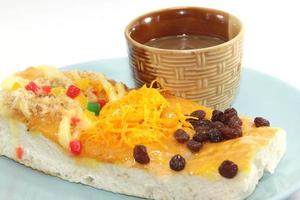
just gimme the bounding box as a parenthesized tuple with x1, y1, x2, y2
(80, 85, 191, 148)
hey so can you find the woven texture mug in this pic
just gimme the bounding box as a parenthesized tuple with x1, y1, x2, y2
(125, 7, 244, 110)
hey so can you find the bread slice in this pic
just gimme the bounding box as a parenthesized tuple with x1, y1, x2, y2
(0, 117, 286, 200)
(0, 66, 286, 200)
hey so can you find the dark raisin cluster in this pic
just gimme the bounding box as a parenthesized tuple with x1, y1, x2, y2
(169, 108, 243, 175)
(184, 108, 243, 150)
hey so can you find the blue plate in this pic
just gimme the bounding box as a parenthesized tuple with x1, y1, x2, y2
(1, 58, 300, 200)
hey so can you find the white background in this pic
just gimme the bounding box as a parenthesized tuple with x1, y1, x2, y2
(0, 0, 299, 199)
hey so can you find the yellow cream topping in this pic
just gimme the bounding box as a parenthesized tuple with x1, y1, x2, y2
(0, 67, 280, 180)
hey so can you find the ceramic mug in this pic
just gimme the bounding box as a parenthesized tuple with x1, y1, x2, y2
(125, 7, 244, 110)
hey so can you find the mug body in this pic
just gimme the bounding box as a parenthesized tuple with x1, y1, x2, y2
(125, 7, 244, 110)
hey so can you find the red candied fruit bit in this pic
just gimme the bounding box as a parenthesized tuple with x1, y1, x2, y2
(69, 140, 82, 155)
(70, 117, 80, 126)
(42, 85, 51, 94)
(98, 99, 106, 107)
(16, 146, 24, 159)
(92, 90, 98, 96)
(66, 85, 80, 99)
(25, 81, 39, 94)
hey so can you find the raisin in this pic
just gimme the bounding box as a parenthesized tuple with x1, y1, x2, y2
(224, 107, 238, 116)
(194, 125, 210, 132)
(218, 160, 238, 178)
(190, 110, 206, 120)
(173, 129, 190, 143)
(212, 121, 225, 129)
(196, 128, 210, 134)
(187, 110, 206, 125)
(193, 131, 209, 142)
(186, 118, 196, 126)
(208, 129, 224, 143)
(220, 127, 242, 139)
(236, 127, 242, 137)
(211, 110, 225, 122)
(227, 115, 242, 129)
(254, 117, 270, 127)
(169, 154, 186, 171)
(191, 119, 212, 130)
(224, 108, 238, 123)
(186, 140, 203, 152)
(133, 145, 150, 164)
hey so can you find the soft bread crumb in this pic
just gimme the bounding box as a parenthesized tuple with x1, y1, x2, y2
(0, 88, 78, 118)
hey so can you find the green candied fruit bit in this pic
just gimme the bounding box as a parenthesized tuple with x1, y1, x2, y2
(87, 102, 101, 116)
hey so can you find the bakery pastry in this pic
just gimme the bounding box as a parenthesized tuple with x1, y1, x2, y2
(0, 66, 286, 200)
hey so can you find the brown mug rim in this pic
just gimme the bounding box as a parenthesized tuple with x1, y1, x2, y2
(125, 6, 244, 53)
